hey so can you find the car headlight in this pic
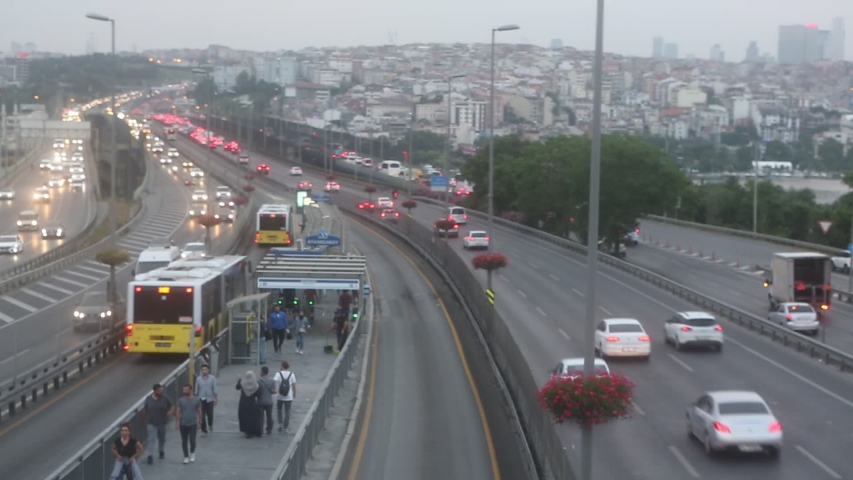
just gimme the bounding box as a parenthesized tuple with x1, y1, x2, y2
(17, 221, 23, 225)
(42, 229, 47, 235)
(57, 229, 63, 235)
(32, 221, 37, 225)
(100, 312, 106, 318)
(106, 310, 112, 316)
(214, 214, 220, 219)
(73, 311, 81, 318)
(228, 214, 233, 219)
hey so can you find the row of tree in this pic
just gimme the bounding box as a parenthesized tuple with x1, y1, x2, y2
(460, 135, 853, 249)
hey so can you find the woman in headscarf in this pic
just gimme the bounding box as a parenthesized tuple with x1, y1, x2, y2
(236, 370, 263, 438)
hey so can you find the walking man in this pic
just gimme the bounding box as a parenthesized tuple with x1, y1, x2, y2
(195, 365, 218, 436)
(274, 361, 297, 433)
(293, 310, 310, 354)
(269, 305, 289, 354)
(338, 290, 353, 317)
(141, 383, 174, 465)
(257, 366, 275, 435)
(175, 384, 202, 464)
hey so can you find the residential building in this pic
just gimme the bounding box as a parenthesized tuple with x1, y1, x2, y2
(13, 53, 29, 83)
(827, 17, 846, 61)
(653, 37, 664, 58)
(745, 41, 759, 61)
(284, 82, 331, 102)
(709, 44, 725, 62)
(255, 57, 298, 86)
(451, 98, 487, 131)
(675, 87, 707, 108)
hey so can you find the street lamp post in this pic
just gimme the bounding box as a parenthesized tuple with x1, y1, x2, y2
(86, 13, 117, 246)
(581, 2, 605, 480)
(445, 73, 466, 202)
(488, 24, 520, 237)
(192, 68, 212, 175)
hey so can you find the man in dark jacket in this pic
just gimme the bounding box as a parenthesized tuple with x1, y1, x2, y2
(269, 305, 289, 354)
(257, 366, 276, 435)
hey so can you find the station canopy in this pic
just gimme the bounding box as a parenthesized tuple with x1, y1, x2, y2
(255, 248, 367, 291)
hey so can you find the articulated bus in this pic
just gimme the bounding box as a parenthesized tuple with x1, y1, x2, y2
(125, 255, 249, 354)
(165, 128, 177, 141)
(255, 204, 293, 246)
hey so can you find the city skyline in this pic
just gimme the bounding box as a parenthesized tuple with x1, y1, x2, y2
(0, 0, 849, 62)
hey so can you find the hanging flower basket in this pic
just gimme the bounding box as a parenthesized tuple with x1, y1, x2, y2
(401, 199, 417, 213)
(536, 373, 636, 426)
(471, 252, 508, 271)
(500, 211, 527, 224)
(242, 184, 255, 193)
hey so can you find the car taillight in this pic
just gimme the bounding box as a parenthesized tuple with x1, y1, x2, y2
(821, 304, 829, 310)
(395, 213, 400, 217)
(768, 421, 782, 433)
(122, 344, 129, 351)
(254, 232, 260, 243)
(358, 204, 364, 209)
(714, 325, 723, 331)
(785, 314, 792, 321)
(126, 325, 133, 336)
(635, 228, 640, 233)
(713, 422, 731, 434)
(638, 335, 650, 341)
(605, 336, 620, 342)
(453, 225, 459, 228)
(484, 237, 490, 241)
(464, 215, 468, 219)
(381, 213, 385, 217)
(680, 326, 692, 331)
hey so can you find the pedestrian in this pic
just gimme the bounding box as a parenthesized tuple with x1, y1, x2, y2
(257, 366, 275, 435)
(293, 310, 310, 354)
(141, 383, 174, 465)
(338, 290, 353, 316)
(236, 370, 263, 438)
(328, 310, 349, 352)
(175, 384, 202, 464)
(269, 305, 289, 354)
(195, 365, 218, 437)
(109, 422, 145, 479)
(273, 361, 297, 433)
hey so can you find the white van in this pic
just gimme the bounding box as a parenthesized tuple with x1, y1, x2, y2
(135, 243, 181, 276)
(379, 160, 403, 177)
(448, 206, 468, 224)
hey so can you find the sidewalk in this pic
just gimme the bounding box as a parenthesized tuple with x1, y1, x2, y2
(139, 297, 349, 480)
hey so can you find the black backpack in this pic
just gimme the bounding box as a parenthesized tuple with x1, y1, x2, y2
(277, 372, 292, 396)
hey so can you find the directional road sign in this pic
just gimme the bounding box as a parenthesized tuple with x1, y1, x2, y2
(305, 229, 342, 247)
(818, 220, 833, 234)
(430, 175, 448, 188)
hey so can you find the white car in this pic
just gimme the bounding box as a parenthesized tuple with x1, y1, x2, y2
(377, 197, 394, 208)
(687, 391, 782, 458)
(49, 164, 64, 172)
(188, 204, 207, 217)
(551, 358, 610, 380)
(214, 208, 235, 223)
(182, 160, 194, 169)
(448, 206, 468, 224)
(39, 161, 52, 170)
(215, 186, 232, 199)
(767, 302, 819, 336)
(191, 190, 208, 201)
(0, 188, 14, 200)
(71, 174, 86, 182)
(462, 231, 490, 250)
(69, 166, 84, 174)
(831, 252, 851, 273)
(219, 199, 235, 208)
(237, 154, 250, 165)
(663, 311, 724, 351)
(0, 235, 24, 254)
(33, 187, 50, 201)
(290, 166, 303, 176)
(167, 148, 179, 158)
(190, 168, 205, 178)
(159, 157, 172, 165)
(180, 242, 207, 259)
(48, 177, 66, 188)
(594, 318, 651, 360)
(325, 182, 340, 192)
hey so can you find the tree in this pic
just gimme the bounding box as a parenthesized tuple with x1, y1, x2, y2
(96, 248, 131, 304)
(196, 215, 222, 250)
(193, 77, 219, 107)
(364, 185, 377, 201)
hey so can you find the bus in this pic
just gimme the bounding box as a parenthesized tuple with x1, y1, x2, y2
(255, 204, 293, 246)
(125, 255, 249, 353)
(165, 128, 177, 141)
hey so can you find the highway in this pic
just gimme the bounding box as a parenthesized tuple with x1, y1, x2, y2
(190, 131, 853, 479)
(0, 143, 97, 274)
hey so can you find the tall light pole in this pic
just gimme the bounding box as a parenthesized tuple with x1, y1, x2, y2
(488, 24, 520, 236)
(445, 72, 466, 202)
(192, 68, 212, 176)
(86, 12, 117, 246)
(582, 2, 605, 480)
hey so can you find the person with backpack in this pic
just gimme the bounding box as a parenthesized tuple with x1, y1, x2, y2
(273, 361, 297, 433)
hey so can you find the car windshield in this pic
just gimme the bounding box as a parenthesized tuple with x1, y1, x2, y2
(471, 232, 487, 238)
(787, 304, 815, 313)
(451, 208, 464, 214)
(81, 293, 108, 307)
(684, 317, 717, 327)
(564, 364, 609, 374)
(184, 244, 205, 252)
(718, 401, 769, 415)
(0, 236, 18, 242)
(608, 323, 643, 333)
(19, 213, 37, 220)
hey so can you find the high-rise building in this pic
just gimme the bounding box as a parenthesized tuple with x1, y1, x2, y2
(778, 24, 829, 63)
(709, 44, 725, 61)
(745, 41, 760, 61)
(550, 38, 563, 49)
(827, 17, 846, 61)
(664, 42, 679, 59)
(653, 36, 664, 57)
(13, 53, 30, 83)
(23, 42, 36, 54)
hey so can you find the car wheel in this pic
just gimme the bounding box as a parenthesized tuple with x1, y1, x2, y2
(714, 343, 723, 352)
(766, 447, 780, 459)
(845, 265, 851, 274)
(810, 329, 819, 336)
(674, 336, 683, 351)
(663, 330, 670, 344)
(704, 433, 716, 457)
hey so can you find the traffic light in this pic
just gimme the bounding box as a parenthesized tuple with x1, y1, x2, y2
(351, 307, 359, 320)
(392, 190, 399, 198)
(308, 299, 314, 306)
(292, 298, 300, 308)
(277, 298, 283, 305)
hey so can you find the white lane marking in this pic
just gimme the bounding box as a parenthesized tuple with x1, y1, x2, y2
(63, 270, 101, 282)
(599, 306, 612, 315)
(498, 273, 509, 283)
(2, 296, 37, 312)
(39, 281, 74, 295)
(528, 262, 539, 270)
(21, 287, 57, 303)
(558, 328, 571, 340)
(74, 265, 106, 276)
(667, 353, 694, 372)
(53, 275, 87, 287)
(536, 307, 547, 317)
(0, 348, 31, 366)
(119, 238, 150, 248)
(0, 310, 14, 323)
(631, 402, 646, 416)
(668, 446, 700, 478)
(795, 445, 841, 479)
(83, 261, 109, 271)
(517, 290, 527, 299)
(549, 273, 560, 281)
(572, 288, 585, 297)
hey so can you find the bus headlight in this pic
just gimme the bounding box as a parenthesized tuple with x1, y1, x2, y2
(100, 312, 106, 318)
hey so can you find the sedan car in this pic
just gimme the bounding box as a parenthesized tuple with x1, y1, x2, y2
(39, 161, 52, 170)
(191, 190, 208, 202)
(167, 148, 179, 158)
(297, 181, 313, 190)
(180, 242, 207, 259)
(41, 223, 65, 239)
(462, 231, 490, 250)
(663, 311, 724, 351)
(0, 188, 14, 200)
(377, 197, 394, 208)
(214, 207, 235, 223)
(237, 154, 250, 165)
(159, 157, 172, 165)
(47, 177, 66, 188)
(68, 166, 84, 174)
(182, 160, 194, 169)
(594, 318, 650, 360)
(218, 199, 235, 209)
(33, 187, 51, 202)
(70, 174, 86, 182)
(256, 164, 271, 175)
(358, 202, 375, 213)
(686, 391, 782, 458)
(215, 186, 231, 199)
(290, 166, 303, 176)
(624, 229, 640, 246)
(325, 182, 341, 192)
(379, 208, 400, 222)
(188, 204, 208, 217)
(189, 168, 205, 178)
(768, 302, 819, 336)
(72, 291, 126, 333)
(70, 181, 84, 192)
(0, 235, 24, 254)
(551, 358, 610, 380)
(434, 219, 460, 238)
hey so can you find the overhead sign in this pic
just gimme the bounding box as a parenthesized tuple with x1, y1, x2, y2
(430, 175, 448, 187)
(305, 229, 342, 247)
(848, 243, 853, 255)
(818, 220, 833, 234)
(257, 277, 360, 290)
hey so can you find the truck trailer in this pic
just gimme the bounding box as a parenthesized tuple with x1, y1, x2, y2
(763, 252, 832, 313)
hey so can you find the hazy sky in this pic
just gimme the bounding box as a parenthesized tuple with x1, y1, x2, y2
(3, 0, 851, 61)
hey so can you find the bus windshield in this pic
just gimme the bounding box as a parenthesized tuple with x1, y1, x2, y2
(133, 286, 193, 324)
(137, 260, 170, 275)
(259, 214, 287, 231)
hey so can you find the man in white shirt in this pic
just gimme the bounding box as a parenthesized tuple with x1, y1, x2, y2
(273, 360, 297, 433)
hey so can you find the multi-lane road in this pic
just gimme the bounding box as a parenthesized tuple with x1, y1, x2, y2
(201, 131, 853, 479)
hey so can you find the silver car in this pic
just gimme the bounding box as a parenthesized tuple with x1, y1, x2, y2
(687, 391, 782, 458)
(767, 302, 819, 336)
(72, 291, 126, 333)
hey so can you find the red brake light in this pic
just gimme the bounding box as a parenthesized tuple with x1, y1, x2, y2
(464, 214, 468, 219)
(484, 237, 490, 241)
(122, 344, 129, 351)
(195, 326, 202, 337)
(680, 326, 692, 331)
(713, 422, 731, 434)
(635, 228, 640, 233)
(714, 325, 723, 331)
(768, 421, 782, 433)
(785, 314, 792, 321)
(126, 324, 133, 336)
(395, 213, 400, 217)
(605, 336, 620, 342)
(638, 335, 650, 341)
(381, 213, 385, 217)
(453, 224, 459, 228)
(135, 287, 142, 292)
(186, 287, 193, 293)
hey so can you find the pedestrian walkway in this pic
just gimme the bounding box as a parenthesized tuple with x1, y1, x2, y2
(139, 296, 350, 480)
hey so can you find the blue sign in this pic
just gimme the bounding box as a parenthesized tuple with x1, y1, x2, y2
(305, 229, 342, 247)
(848, 243, 853, 255)
(311, 193, 333, 203)
(362, 284, 372, 297)
(430, 175, 448, 187)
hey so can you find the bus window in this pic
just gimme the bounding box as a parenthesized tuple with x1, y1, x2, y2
(259, 214, 288, 231)
(133, 286, 194, 324)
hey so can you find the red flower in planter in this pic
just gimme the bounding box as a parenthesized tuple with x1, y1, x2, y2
(471, 252, 508, 271)
(536, 373, 636, 426)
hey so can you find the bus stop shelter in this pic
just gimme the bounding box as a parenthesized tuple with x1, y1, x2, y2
(255, 251, 367, 292)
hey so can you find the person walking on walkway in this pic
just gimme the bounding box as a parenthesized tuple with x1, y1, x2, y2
(338, 290, 353, 316)
(257, 366, 275, 435)
(195, 365, 218, 437)
(274, 361, 297, 433)
(269, 305, 289, 354)
(176, 384, 202, 464)
(236, 370, 263, 438)
(109, 422, 145, 479)
(293, 311, 310, 354)
(141, 383, 174, 465)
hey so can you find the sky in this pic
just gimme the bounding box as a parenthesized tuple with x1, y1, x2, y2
(2, 0, 851, 61)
